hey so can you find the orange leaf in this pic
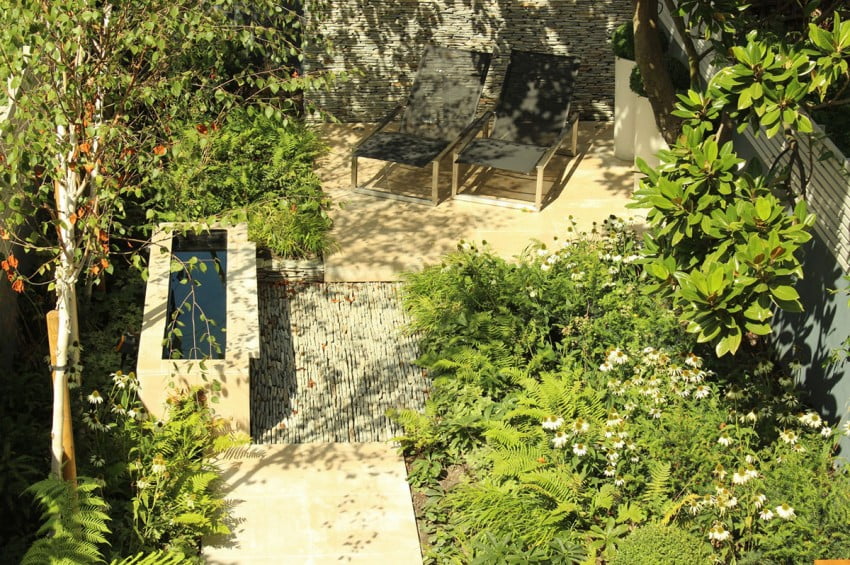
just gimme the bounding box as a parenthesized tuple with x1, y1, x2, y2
(153, 145, 167, 156)
(90, 264, 101, 275)
(98, 230, 109, 242)
(196, 123, 208, 134)
(79, 142, 91, 154)
(11, 279, 23, 293)
(0, 228, 8, 240)
(537, 457, 546, 464)
(1, 260, 8, 272)
(6, 254, 18, 269)
(69, 213, 78, 225)
(100, 258, 109, 269)
(83, 163, 94, 173)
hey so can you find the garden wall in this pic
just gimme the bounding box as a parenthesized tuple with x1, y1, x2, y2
(302, 0, 632, 122)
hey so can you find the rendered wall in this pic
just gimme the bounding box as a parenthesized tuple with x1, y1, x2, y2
(303, 0, 632, 122)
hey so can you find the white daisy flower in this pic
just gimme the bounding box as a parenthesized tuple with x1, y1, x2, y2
(759, 508, 774, 521)
(542, 416, 564, 430)
(151, 454, 167, 474)
(731, 469, 749, 485)
(775, 503, 795, 520)
(87, 390, 104, 405)
(572, 418, 590, 434)
(718, 433, 733, 447)
(799, 412, 822, 428)
(607, 348, 629, 365)
(753, 493, 767, 509)
(694, 385, 710, 399)
(551, 432, 568, 449)
(820, 426, 833, 438)
(541, 263, 551, 271)
(707, 523, 731, 542)
(684, 353, 703, 368)
(779, 429, 798, 444)
(599, 361, 613, 372)
(572, 442, 588, 456)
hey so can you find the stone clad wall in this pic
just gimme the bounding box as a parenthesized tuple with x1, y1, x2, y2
(303, 0, 632, 122)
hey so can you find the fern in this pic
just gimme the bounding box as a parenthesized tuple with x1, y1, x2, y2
(483, 421, 535, 449)
(490, 445, 549, 478)
(22, 477, 111, 565)
(521, 468, 584, 508)
(641, 460, 672, 513)
(109, 551, 186, 565)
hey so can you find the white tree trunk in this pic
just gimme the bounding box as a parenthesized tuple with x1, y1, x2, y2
(50, 120, 81, 477)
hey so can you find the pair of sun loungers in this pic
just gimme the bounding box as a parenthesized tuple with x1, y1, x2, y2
(351, 46, 580, 211)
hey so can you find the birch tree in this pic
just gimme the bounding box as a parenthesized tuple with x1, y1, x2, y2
(0, 0, 336, 478)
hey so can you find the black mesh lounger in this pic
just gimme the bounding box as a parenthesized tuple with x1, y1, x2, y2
(451, 51, 581, 211)
(351, 46, 492, 206)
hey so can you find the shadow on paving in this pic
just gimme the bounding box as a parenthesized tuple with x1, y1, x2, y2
(250, 281, 430, 443)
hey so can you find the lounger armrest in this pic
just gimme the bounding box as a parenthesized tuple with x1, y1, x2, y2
(434, 111, 494, 162)
(352, 105, 405, 152)
(538, 113, 580, 168)
(450, 111, 495, 158)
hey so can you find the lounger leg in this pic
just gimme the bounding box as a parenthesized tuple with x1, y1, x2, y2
(571, 120, 579, 156)
(351, 156, 358, 190)
(432, 161, 440, 206)
(452, 156, 460, 198)
(535, 165, 544, 211)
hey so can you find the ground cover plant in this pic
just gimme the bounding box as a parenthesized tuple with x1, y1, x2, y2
(393, 219, 850, 564)
(149, 110, 335, 259)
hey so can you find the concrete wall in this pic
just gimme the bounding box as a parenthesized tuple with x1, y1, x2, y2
(303, 0, 632, 122)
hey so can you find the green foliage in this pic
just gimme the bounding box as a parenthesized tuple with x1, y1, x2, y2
(611, 21, 635, 60)
(397, 223, 850, 564)
(151, 112, 333, 258)
(78, 372, 245, 558)
(630, 14, 850, 355)
(610, 523, 712, 565)
(22, 477, 111, 565)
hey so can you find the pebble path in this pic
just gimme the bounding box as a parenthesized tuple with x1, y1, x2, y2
(251, 281, 430, 443)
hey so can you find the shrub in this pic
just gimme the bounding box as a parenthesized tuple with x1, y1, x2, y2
(611, 21, 635, 60)
(610, 523, 712, 565)
(151, 111, 333, 258)
(395, 219, 850, 564)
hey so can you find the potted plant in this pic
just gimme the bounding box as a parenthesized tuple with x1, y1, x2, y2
(611, 21, 637, 161)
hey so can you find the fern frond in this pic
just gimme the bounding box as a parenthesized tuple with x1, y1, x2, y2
(521, 468, 583, 506)
(22, 477, 110, 565)
(490, 445, 548, 478)
(188, 471, 219, 493)
(641, 460, 672, 511)
(483, 421, 534, 449)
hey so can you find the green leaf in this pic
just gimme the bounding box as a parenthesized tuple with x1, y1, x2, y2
(770, 285, 799, 301)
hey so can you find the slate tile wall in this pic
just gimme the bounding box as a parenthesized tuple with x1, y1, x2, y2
(303, 0, 631, 122)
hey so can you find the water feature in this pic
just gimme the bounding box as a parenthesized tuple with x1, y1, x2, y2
(163, 230, 228, 359)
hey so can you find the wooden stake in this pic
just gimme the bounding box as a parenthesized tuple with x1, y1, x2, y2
(47, 310, 77, 483)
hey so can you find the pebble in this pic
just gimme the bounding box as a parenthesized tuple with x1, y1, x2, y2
(251, 282, 430, 443)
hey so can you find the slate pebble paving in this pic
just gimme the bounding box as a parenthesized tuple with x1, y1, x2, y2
(251, 281, 430, 443)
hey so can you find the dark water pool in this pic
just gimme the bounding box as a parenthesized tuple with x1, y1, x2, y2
(163, 230, 227, 360)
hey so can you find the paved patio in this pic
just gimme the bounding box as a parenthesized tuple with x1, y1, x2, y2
(204, 120, 639, 563)
(203, 443, 422, 565)
(318, 121, 642, 281)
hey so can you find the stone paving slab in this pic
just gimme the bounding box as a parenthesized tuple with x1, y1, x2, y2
(203, 443, 422, 564)
(251, 281, 429, 444)
(316, 122, 643, 282)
